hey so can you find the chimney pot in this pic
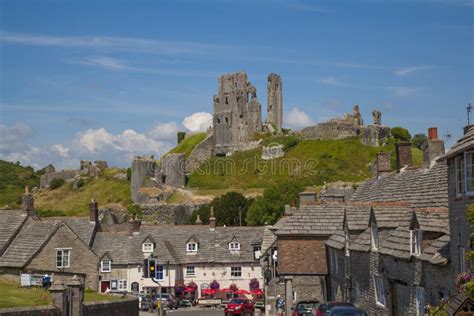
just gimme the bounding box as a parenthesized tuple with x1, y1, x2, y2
(89, 200, 99, 224)
(195, 214, 202, 225)
(376, 152, 391, 178)
(395, 142, 413, 171)
(209, 207, 216, 229)
(299, 192, 316, 206)
(428, 127, 438, 140)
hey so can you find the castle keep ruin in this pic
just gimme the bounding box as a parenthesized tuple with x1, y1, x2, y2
(212, 72, 283, 155)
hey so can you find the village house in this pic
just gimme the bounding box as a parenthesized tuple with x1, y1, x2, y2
(93, 209, 264, 296)
(0, 190, 100, 289)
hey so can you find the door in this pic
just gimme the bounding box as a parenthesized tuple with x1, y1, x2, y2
(101, 281, 110, 293)
(394, 283, 409, 316)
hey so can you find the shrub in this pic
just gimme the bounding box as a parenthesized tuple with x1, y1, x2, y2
(412, 133, 427, 149)
(391, 127, 412, 142)
(128, 203, 143, 219)
(50, 178, 65, 190)
(76, 178, 86, 188)
(36, 209, 65, 217)
(126, 168, 132, 180)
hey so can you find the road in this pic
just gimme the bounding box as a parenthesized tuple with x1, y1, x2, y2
(140, 308, 224, 316)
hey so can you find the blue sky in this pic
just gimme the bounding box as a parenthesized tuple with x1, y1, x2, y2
(0, 0, 473, 168)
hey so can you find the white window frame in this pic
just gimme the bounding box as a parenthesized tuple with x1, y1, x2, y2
(415, 286, 425, 316)
(455, 155, 465, 196)
(101, 259, 111, 272)
(142, 242, 154, 253)
(465, 151, 474, 195)
(187, 242, 198, 253)
(155, 265, 164, 280)
(371, 224, 379, 251)
(231, 266, 242, 277)
(56, 248, 71, 268)
(344, 231, 350, 257)
(374, 275, 385, 307)
(253, 246, 261, 260)
(410, 229, 422, 256)
(459, 246, 466, 273)
(229, 241, 240, 251)
(118, 279, 127, 291)
(186, 265, 195, 277)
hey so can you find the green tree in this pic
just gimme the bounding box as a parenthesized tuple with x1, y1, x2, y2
(189, 192, 251, 226)
(391, 127, 412, 142)
(412, 133, 427, 150)
(128, 203, 143, 219)
(246, 180, 305, 225)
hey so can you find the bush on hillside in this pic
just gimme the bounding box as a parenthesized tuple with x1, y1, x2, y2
(177, 131, 186, 144)
(50, 178, 65, 190)
(391, 127, 412, 142)
(126, 168, 132, 181)
(412, 133, 427, 149)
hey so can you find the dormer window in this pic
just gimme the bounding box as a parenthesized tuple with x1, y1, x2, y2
(410, 229, 422, 256)
(143, 242, 154, 253)
(101, 259, 111, 272)
(371, 223, 379, 251)
(229, 241, 240, 251)
(187, 242, 198, 252)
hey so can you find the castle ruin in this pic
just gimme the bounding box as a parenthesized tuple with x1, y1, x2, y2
(212, 72, 283, 155)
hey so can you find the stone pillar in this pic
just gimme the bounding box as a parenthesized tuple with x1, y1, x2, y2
(267, 73, 283, 133)
(49, 281, 68, 315)
(423, 127, 445, 168)
(22, 186, 37, 218)
(89, 198, 99, 223)
(284, 277, 293, 316)
(68, 275, 84, 316)
(376, 152, 391, 178)
(209, 207, 216, 230)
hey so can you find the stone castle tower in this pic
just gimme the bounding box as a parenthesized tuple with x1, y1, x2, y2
(213, 72, 262, 155)
(267, 73, 283, 133)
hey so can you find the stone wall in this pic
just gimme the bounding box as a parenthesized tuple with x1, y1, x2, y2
(360, 125, 391, 147)
(160, 153, 186, 188)
(0, 306, 60, 316)
(277, 236, 328, 274)
(141, 202, 203, 225)
(186, 133, 215, 173)
(300, 121, 360, 140)
(130, 157, 156, 203)
(40, 170, 77, 188)
(267, 73, 283, 133)
(83, 297, 138, 316)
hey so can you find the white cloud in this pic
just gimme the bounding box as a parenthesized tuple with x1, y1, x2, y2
(284, 107, 314, 130)
(0, 123, 32, 152)
(82, 56, 128, 70)
(393, 65, 433, 76)
(183, 112, 213, 132)
(50, 144, 69, 158)
(148, 122, 180, 141)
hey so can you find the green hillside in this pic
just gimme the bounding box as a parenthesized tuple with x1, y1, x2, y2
(187, 136, 423, 190)
(0, 160, 41, 208)
(34, 168, 132, 217)
(166, 132, 207, 158)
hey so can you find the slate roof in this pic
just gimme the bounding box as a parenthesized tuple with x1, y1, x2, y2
(0, 217, 95, 268)
(325, 230, 347, 250)
(442, 125, 474, 159)
(275, 203, 346, 236)
(93, 225, 264, 266)
(0, 209, 27, 254)
(350, 161, 448, 209)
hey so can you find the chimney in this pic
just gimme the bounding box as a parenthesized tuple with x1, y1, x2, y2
(299, 192, 316, 206)
(284, 205, 292, 216)
(395, 142, 413, 171)
(22, 186, 36, 218)
(132, 220, 141, 234)
(423, 127, 445, 168)
(209, 207, 216, 229)
(89, 198, 99, 224)
(376, 152, 391, 178)
(195, 214, 202, 225)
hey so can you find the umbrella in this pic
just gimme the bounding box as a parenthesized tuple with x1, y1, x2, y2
(235, 289, 251, 295)
(184, 287, 196, 292)
(219, 288, 233, 293)
(201, 289, 216, 295)
(251, 289, 264, 295)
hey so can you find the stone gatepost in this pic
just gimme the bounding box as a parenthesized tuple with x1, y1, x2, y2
(284, 276, 293, 316)
(49, 281, 68, 315)
(68, 275, 84, 316)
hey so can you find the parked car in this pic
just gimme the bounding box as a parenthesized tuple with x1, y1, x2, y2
(293, 300, 320, 316)
(138, 294, 153, 311)
(152, 293, 173, 309)
(313, 302, 353, 316)
(328, 306, 367, 315)
(224, 298, 255, 315)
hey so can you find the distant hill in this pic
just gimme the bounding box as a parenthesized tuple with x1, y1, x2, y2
(0, 160, 41, 208)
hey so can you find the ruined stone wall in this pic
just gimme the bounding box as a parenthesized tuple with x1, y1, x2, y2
(141, 202, 203, 225)
(300, 121, 361, 140)
(360, 125, 391, 147)
(40, 170, 77, 188)
(130, 157, 155, 203)
(186, 133, 215, 173)
(267, 73, 283, 133)
(161, 153, 186, 188)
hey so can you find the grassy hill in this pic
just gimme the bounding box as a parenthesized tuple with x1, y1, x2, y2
(34, 168, 132, 217)
(187, 136, 423, 190)
(166, 132, 207, 158)
(0, 160, 41, 208)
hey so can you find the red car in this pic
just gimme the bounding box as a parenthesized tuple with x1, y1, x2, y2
(224, 298, 255, 316)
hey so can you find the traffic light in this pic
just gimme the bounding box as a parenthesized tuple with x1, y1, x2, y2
(143, 259, 149, 278)
(148, 259, 156, 279)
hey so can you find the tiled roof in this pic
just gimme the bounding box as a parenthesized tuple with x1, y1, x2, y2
(275, 203, 346, 236)
(0, 217, 96, 268)
(418, 234, 450, 265)
(350, 161, 448, 209)
(93, 225, 264, 266)
(0, 209, 27, 254)
(325, 230, 346, 250)
(442, 126, 474, 159)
